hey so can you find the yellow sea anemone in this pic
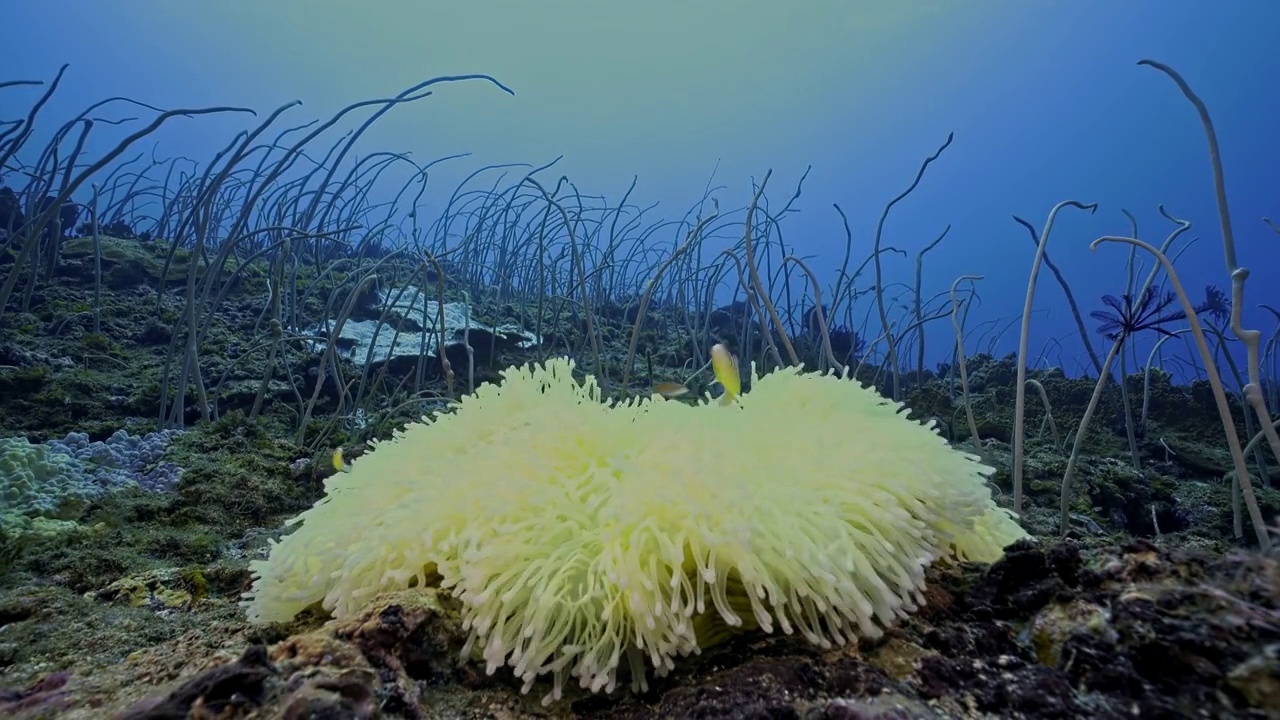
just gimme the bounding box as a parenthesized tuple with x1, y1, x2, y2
(244, 357, 1025, 704)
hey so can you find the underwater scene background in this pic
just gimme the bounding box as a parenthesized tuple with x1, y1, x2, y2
(1, 1, 1278, 718)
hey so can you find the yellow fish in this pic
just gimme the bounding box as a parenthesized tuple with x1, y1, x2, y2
(710, 343, 740, 405)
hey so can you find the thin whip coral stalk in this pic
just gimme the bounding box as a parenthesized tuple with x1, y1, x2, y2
(89, 183, 102, 334)
(420, 248, 455, 398)
(1142, 329, 1190, 429)
(526, 177, 605, 384)
(1244, 418, 1280, 463)
(950, 275, 983, 457)
(742, 169, 799, 367)
(1011, 200, 1097, 515)
(914, 226, 950, 384)
(783, 255, 842, 374)
(0, 65, 68, 172)
(296, 272, 379, 446)
(1058, 338, 1123, 536)
(1140, 58, 1280, 475)
(1024, 379, 1060, 448)
(250, 238, 290, 422)
(873, 133, 953, 400)
(1093, 235, 1269, 551)
(1261, 303, 1280, 411)
(720, 248, 782, 368)
(622, 213, 717, 389)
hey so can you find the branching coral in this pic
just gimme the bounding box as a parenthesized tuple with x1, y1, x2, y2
(245, 358, 1025, 703)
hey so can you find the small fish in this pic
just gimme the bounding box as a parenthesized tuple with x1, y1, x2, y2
(332, 447, 348, 472)
(710, 343, 740, 405)
(652, 381, 689, 399)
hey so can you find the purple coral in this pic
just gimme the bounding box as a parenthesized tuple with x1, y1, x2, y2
(45, 428, 185, 493)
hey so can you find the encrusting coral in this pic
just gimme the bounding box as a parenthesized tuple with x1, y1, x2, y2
(243, 358, 1026, 704)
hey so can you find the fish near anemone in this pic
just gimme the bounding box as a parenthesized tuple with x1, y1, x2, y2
(244, 357, 1026, 705)
(710, 342, 740, 405)
(651, 344, 740, 403)
(651, 381, 689, 399)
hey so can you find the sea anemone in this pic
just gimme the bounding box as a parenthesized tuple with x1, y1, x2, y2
(244, 357, 1025, 703)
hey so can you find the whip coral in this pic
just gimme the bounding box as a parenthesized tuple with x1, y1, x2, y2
(244, 358, 1026, 703)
